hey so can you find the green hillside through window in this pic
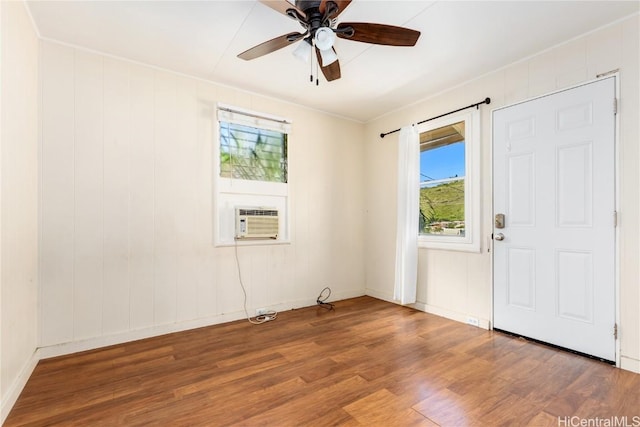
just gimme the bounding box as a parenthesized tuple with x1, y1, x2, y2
(420, 179, 465, 235)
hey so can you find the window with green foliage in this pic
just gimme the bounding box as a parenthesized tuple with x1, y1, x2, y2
(417, 109, 480, 252)
(419, 121, 466, 236)
(214, 105, 291, 246)
(219, 121, 288, 183)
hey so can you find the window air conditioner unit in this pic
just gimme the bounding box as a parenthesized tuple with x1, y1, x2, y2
(235, 207, 279, 240)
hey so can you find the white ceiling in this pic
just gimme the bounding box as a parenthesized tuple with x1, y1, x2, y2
(26, 1, 639, 122)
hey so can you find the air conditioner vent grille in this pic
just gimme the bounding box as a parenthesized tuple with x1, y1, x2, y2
(246, 216, 278, 234)
(235, 207, 279, 240)
(238, 209, 278, 217)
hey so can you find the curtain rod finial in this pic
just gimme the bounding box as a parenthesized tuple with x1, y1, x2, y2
(380, 133, 386, 138)
(485, 97, 491, 104)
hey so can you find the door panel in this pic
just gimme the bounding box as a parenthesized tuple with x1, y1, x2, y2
(493, 77, 616, 361)
(557, 142, 593, 226)
(507, 247, 535, 310)
(508, 153, 535, 226)
(556, 250, 593, 323)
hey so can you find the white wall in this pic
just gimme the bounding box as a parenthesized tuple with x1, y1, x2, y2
(364, 15, 640, 372)
(0, 1, 39, 422)
(38, 40, 366, 352)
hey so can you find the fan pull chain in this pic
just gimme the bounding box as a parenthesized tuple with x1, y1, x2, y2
(310, 47, 313, 83)
(316, 60, 319, 86)
(313, 40, 319, 86)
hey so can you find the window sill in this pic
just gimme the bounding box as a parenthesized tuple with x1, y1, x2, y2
(214, 239, 291, 248)
(418, 239, 480, 253)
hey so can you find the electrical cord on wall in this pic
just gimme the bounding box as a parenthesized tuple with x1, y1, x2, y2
(234, 240, 278, 325)
(316, 287, 335, 311)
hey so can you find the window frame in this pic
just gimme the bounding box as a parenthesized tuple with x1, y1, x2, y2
(218, 120, 288, 184)
(213, 104, 291, 247)
(417, 109, 481, 253)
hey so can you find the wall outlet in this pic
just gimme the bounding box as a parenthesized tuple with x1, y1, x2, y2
(256, 308, 269, 316)
(466, 316, 480, 327)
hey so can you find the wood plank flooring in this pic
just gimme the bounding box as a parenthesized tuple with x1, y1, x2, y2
(6, 296, 640, 426)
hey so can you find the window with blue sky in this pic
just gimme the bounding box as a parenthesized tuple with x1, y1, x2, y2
(419, 121, 466, 236)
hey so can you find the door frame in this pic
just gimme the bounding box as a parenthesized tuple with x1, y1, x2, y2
(490, 74, 621, 367)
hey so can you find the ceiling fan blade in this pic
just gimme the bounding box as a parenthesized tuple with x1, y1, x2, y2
(259, 0, 306, 20)
(319, 0, 352, 18)
(315, 47, 341, 81)
(238, 32, 305, 61)
(336, 22, 420, 46)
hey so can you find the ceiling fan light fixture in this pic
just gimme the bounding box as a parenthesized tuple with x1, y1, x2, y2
(314, 27, 336, 50)
(239, 0, 421, 82)
(319, 47, 338, 66)
(292, 39, 312, 62)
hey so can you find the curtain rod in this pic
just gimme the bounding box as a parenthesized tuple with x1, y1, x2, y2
(218, 106, 291, 125)
(379, 97, 491, 139)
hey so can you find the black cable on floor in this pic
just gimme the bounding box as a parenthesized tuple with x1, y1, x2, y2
(316, 287, 335, 311)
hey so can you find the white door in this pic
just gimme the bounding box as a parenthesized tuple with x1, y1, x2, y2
(493, 77, 616, 361)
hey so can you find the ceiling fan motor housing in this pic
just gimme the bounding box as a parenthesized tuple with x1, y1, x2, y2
(295, 1, 323, 13)
(293, 1, 336, 34)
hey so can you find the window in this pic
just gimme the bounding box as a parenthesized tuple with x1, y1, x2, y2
(219, 121, 288, 183)
(214, 104, 291, 246)
(417, 109, 480, 252)
(420, 121, 465, 235)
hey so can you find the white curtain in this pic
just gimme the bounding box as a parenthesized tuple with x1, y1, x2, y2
(394, 125, 420, 305)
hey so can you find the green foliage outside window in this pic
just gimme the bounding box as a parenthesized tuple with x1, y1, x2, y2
(220, 121, 288, 183)
(419, 180, 465, 236)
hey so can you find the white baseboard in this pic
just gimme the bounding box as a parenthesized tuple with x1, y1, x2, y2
(620, 355, 640, 373)
(1, 349, 40, 425)
(39, 310, 248, 359)
(39, 291, 366, 360)
(364, 288, 395, 303)
(330, 289, 366, 302)
(411, 302, 491, 330)
(365, 289, 491, 330)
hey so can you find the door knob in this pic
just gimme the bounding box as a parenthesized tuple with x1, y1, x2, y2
(494, 233, 505, 241)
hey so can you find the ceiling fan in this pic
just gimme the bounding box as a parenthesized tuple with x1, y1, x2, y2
(238, 0, 421, 82)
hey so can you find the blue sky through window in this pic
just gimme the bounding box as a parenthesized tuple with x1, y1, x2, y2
(420, 141, 465, 181)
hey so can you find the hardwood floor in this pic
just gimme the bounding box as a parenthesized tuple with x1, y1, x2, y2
(6, 296, 639, 426)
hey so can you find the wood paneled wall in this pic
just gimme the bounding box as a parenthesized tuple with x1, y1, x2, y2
(1, 1, 39, 421)
(39, 41, 366, 350)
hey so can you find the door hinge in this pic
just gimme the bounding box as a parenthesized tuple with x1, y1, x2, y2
(614, 323, 618, 340)
(614, 210, 618, 227)
(614, 98, 618, 115)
